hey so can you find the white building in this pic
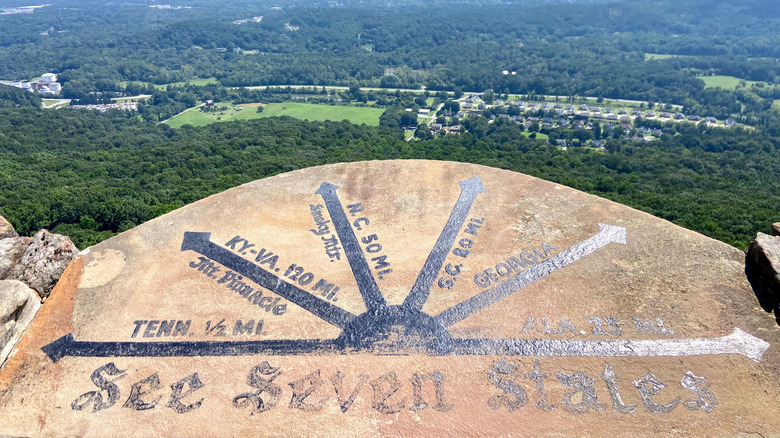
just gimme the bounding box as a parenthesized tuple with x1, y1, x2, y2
(41, 73, 57, 83)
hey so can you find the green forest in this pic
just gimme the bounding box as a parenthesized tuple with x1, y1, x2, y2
(0, 107, 776, 249)
(0, 0, 778, 250)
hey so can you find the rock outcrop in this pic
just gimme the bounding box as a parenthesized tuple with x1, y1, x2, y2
(773, 222, 780, 236)
(1, 161, 780, 436)
(0, 280, 40, 365)
(0, 217, 78, 366)
(747, 231, 780, 318)
(8, 230, 78, 298)
(0, 237, 32, 279)
(0, 217, 17, 240)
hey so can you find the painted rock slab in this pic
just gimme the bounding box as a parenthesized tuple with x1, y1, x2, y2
(1, 160, 779, 437)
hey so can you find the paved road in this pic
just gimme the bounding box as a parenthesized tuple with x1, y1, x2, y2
(42, 99, 70, 109)
(158, 103, 203, 125)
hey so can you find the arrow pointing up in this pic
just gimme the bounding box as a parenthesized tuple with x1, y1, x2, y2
(403, 176, 486, 311)
(317, 182, 387, 312)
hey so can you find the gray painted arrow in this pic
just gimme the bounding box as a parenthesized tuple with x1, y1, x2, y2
(435, 223, 627, 327)
(450, 328, 770, 363)
(316, 182, 387, 311)
(403, 176, 486, 311)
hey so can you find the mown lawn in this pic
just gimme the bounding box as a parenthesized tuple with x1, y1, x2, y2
(164, 103, 259, 128)
(522, 131, 548, 140)
(165, 102, 385, 128)
(699, 75, 763, 89)
(255, 102, 385, 125)
(111, 96, 149, 103)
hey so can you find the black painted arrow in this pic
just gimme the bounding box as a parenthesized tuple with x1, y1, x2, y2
(41, 329, 769, 363)
(316, 182, 387, 312)
(403, 176, 486, 311)
(181, 231, 355, 329)
(41, 334, 341, 363)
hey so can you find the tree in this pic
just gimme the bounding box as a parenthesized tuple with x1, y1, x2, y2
(400, 112, 417, 128)
(414, 123, 432, 139)
(442, 100, 460, 113)
(483, 89, 495, 104)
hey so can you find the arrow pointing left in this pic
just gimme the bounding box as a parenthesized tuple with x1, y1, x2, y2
(41, 334, 341, 363)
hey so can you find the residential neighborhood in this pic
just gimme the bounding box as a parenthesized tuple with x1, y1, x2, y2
(413, 93, 738, 146)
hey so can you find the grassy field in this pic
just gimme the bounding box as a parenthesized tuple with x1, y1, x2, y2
(164, 103, 257, 128)
(165, 102, 386, 128)
(699, 75, 763, 89)
(255, 102, 385, 125)
(111, 96, 150, 103)
(522, 132, 548, 140)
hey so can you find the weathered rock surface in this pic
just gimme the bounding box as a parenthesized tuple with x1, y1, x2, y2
(773, 222, 780, 237)
(0, 219, 76, 368)
(1, 161, 779, 437)
(0, 217, 17, 240)
(0, 280, 40, 366)
(747, 232, 780, 317)
(0, 237, 32, 279)
(8, 230, 78, 298)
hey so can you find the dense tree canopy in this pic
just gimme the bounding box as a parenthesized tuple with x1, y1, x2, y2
(0, 107, 776, 249)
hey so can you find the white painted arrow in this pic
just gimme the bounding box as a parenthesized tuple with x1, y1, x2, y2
(450, 328, 770, 362)
(436, 223, 627, 327)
